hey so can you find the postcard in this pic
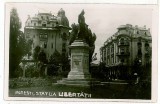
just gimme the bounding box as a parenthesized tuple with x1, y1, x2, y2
(4, 2, 158, 102)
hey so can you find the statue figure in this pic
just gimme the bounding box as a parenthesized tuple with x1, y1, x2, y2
(69, 10, 97, 66)
(77, 10, 86, 40)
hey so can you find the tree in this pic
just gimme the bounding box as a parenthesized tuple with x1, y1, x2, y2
(9, 8, 28, 78)
(47, 50, 62, 76)
(33, 47, 48, 77)
(33, 46, 41, 61)
(38, 50, 48, 64)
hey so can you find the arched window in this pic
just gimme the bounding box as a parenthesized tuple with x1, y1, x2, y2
(42, 24, 46, 27)
(120, 38, 125, 45)
(144, 32, 147, 36)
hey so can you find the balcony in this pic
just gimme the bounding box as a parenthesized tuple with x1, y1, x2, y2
(39, 34, 48, 40)
(118, 42, 129, 47)
(116, 52, 130, 56)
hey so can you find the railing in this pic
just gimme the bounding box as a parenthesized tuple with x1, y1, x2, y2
(118, 42, 129, 46)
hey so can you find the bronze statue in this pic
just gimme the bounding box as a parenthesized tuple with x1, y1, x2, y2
(69, 10, 97, 65)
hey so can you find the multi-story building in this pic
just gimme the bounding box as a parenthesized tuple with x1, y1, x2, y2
(100, 24, 152, 80)
(24, 8, 71, 60)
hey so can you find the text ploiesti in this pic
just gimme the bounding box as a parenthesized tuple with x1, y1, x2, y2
(14, 91, 91, 98)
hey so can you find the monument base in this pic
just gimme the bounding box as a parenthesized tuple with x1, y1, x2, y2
(55, 39, 101, 86)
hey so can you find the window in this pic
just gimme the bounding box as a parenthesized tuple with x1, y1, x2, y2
(62, 43, 66, 52)
(62, 43, 66, 48)
(41, 16, 43, 19)
(121, 59, 124, 63)
(107, 48, 110, 55)
(51, 43, 53, 48)
(52, 23, 55, 27)
(38, 20, 41, 24)
(42, 24, 46, 27)
(144, 32, 147, 36)
(47, 21, 50, 24)
(40, 34, 48, 39)
(104, 49, 106, 61)
(112, 57, 114, 64)
(47, 16, 49, 20)
(126, 47, 129, 53)
(125, 39, 129, 45)
(44, 42, 47, 48)
(107, 58, 109, 65)
(138, 38, 142, 47)
(145, 42, 149, 51)
(120, 38, 124, 45)
(111, 45, 114, 53)
(34, 23, 36, 26)
(137, 42, 142, 56)
(120, 48, 125, 54)
(145, 42, 149, 47)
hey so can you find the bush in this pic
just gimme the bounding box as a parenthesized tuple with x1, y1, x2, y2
(25, 63, 38, 77)
(9, 79, 17, 88)
(47, 64, 59, 76)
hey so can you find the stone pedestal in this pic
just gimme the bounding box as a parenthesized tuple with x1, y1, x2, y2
(68, 40, 91, 79)
(57, 40, 99, 86)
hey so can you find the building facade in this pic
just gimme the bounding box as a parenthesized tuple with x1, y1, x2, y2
(100, 24, 152, 80)
(24, 8, 71, 60)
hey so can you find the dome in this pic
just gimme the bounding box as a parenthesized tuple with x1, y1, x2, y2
(57, 8, 69, 27)
(58, 8, 65, 16)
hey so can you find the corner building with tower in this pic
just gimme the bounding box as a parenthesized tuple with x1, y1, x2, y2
(100, 24, 152, 80)
(24, 8, 71, 60)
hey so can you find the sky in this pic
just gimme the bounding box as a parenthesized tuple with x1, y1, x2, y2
(6, 3, 153, 61)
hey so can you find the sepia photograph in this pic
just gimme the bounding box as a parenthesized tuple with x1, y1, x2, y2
(4, 2, 158, 102)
